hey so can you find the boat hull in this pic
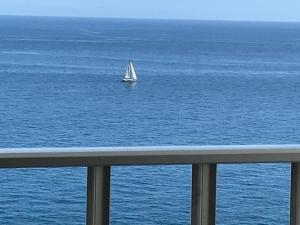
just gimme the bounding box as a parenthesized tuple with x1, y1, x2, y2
(122, 79, 137, 82)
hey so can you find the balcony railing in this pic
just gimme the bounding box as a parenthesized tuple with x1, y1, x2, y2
(1, 144, 300, 225)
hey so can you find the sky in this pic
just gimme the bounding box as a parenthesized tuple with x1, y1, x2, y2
(1, 0, 300, 22)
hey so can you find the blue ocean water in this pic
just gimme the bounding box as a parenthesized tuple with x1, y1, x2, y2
(1, 16, 300, 224)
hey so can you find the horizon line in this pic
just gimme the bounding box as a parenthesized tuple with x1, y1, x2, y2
(1, 14, 300, 24)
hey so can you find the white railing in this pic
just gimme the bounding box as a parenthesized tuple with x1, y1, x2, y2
(1, 144, 300, 225)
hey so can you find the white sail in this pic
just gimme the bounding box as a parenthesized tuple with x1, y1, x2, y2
(124, 63, 131, 79)
(129, 61, 137, 80)
(122, 60, 137, 82)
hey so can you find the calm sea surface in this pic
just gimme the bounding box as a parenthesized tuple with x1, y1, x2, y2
(1, 16, 300, 224)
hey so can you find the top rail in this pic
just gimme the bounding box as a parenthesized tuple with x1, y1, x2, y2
(0, 144, 300, 168)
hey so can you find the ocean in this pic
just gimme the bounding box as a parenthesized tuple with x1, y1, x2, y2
(1, 16, 300, 224)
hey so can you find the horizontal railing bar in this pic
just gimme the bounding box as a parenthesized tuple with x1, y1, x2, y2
(0, 144, 299, 168)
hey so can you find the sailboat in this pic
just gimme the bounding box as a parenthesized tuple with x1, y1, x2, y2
(122, 60, 137, 82)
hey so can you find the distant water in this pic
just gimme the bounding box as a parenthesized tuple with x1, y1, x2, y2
(1, 16, 300, 224)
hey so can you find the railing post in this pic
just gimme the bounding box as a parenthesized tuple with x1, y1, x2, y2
(291, 163, 300, 225)
(86, 166, 111, 225)
(191, 164, 217, 225)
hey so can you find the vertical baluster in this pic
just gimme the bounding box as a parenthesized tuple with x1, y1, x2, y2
(291, 163, 300, 225)
(191, 164, 217, 225)
(86, 166, 111, 225)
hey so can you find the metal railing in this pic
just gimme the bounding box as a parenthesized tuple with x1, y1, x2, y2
(1, 144, 300, 225)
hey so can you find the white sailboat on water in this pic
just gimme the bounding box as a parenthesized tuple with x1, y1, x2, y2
(122, 60, 137, 82)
